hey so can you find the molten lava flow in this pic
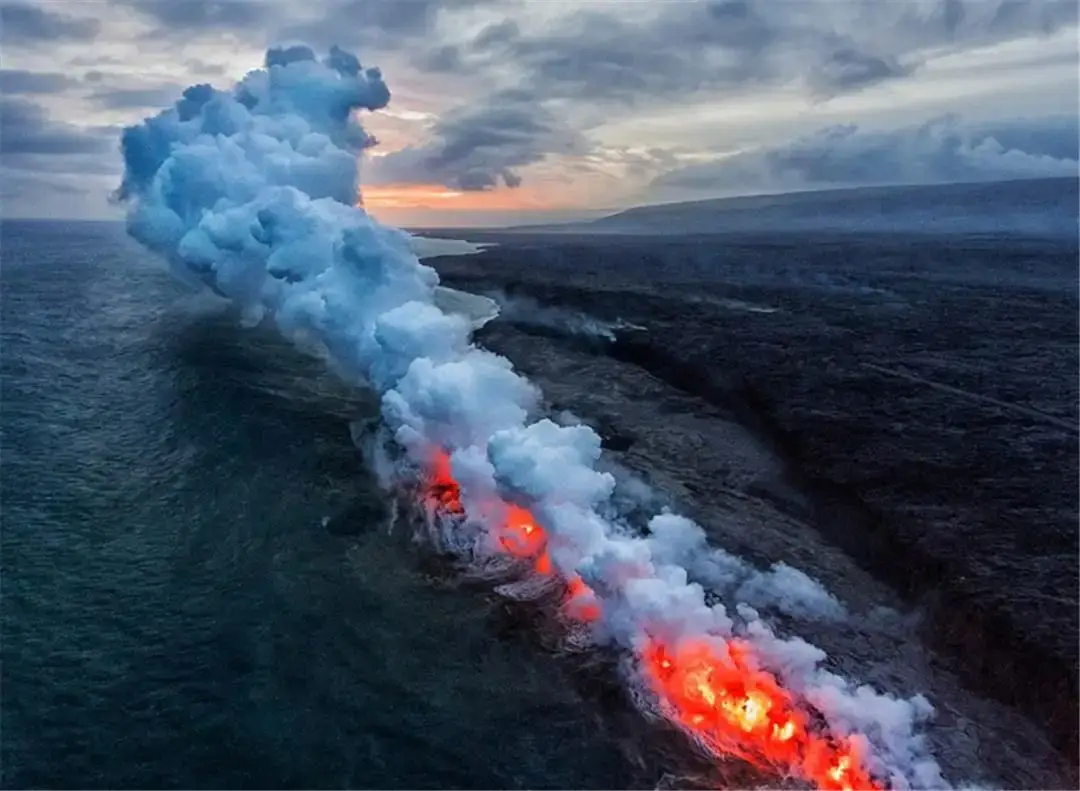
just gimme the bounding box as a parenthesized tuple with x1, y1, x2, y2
(428, 451, 464, 516)
(498, 503, 546, 558)
(422, 450, 881, 791)
(534, 550, 553, 575)
(642, 641, 879, 791)
(425, 451, 601, 622)
(564, 573, 601, 622)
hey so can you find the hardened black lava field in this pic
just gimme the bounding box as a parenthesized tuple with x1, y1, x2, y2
(431, 229, 1080, 779)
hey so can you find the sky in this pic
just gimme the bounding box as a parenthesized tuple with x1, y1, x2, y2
(1, 0, 1077, 227)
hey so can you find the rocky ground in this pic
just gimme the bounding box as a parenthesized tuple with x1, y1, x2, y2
(424, 230, 1079, 785)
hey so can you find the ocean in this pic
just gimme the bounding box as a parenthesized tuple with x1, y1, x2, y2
(0, 220, 666, 789)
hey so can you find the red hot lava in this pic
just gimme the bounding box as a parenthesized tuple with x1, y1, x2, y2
(425, 450, 600, 622)
(423, 450, 882, 791)
(642, 641, 878, 790)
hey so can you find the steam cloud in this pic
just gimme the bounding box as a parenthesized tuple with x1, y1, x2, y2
(486, 289, 644, 342)
(116, 45, 947, 789)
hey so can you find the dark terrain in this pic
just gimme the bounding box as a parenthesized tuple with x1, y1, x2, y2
(425, 230, 1079, 772)
(511, 177, 1079, 238)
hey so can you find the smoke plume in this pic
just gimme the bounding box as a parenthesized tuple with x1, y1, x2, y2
(116, 45, 947, 789)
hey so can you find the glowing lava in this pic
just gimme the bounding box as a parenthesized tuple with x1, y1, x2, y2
(422, 450, 882, 791)
(643, 641, 877, 790)
(498, 503, 546, 558)
(425, 450, 601, 622)
(428, 451, 464, 517)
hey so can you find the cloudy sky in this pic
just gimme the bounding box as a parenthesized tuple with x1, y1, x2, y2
(1, 0, 1077, 227)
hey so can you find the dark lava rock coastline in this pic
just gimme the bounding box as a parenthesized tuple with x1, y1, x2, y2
(427, 231, 1080, 766)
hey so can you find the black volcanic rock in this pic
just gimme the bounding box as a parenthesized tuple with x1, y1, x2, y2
(428, 228, 1079, 771)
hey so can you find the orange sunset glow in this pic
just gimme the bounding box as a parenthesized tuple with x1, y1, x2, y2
(363, 181, 557, 209)
(361, 181, 565, 222)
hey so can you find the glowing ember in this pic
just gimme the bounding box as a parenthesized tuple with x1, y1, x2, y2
(774, 720, 796, 742)
(534, 551, 553, 575)
(422, 450, 882, 791)
(643, 640, 880, 790)
(427, 451, 464, 516)
(498, 504, 546, 557)
(563, 574, 601, 622)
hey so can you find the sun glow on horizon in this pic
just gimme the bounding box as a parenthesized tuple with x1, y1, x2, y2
(359, 181, 579, 226)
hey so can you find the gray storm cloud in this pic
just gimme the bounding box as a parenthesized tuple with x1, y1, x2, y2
(0, 1, 100, 43)
(2, 0, 1075, 207)
(654, 116, 1079, 196)
(369, 90, 589, 191)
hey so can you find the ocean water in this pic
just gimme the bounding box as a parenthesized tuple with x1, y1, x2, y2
(0, 220, 659, 789)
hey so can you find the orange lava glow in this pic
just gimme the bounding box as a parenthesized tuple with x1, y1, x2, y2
(427, 450, 464, 517)
(564, 573, 601, 622)
(422, 450, 882, 790)
(642, 641, 879, 790)
(498, 503, 546, 558)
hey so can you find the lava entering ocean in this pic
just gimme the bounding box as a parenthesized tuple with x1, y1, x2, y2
(114, 44, 945, 791)
(424, 450, 879, 791)
(426, 449, 601, 623)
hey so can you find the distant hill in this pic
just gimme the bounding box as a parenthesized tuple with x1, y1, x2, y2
(515, 177, 1079, 238)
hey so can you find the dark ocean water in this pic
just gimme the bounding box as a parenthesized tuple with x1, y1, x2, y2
(0, 221, 659, 789)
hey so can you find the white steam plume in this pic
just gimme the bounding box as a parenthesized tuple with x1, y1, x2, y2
(116, 45, 946, 789)
(487, 289, 639, 342)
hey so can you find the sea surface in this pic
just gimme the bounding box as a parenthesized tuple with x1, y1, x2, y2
(0, 220, 666, 789)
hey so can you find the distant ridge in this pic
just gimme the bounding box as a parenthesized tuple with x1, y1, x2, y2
(511, 177, 1079, 238)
